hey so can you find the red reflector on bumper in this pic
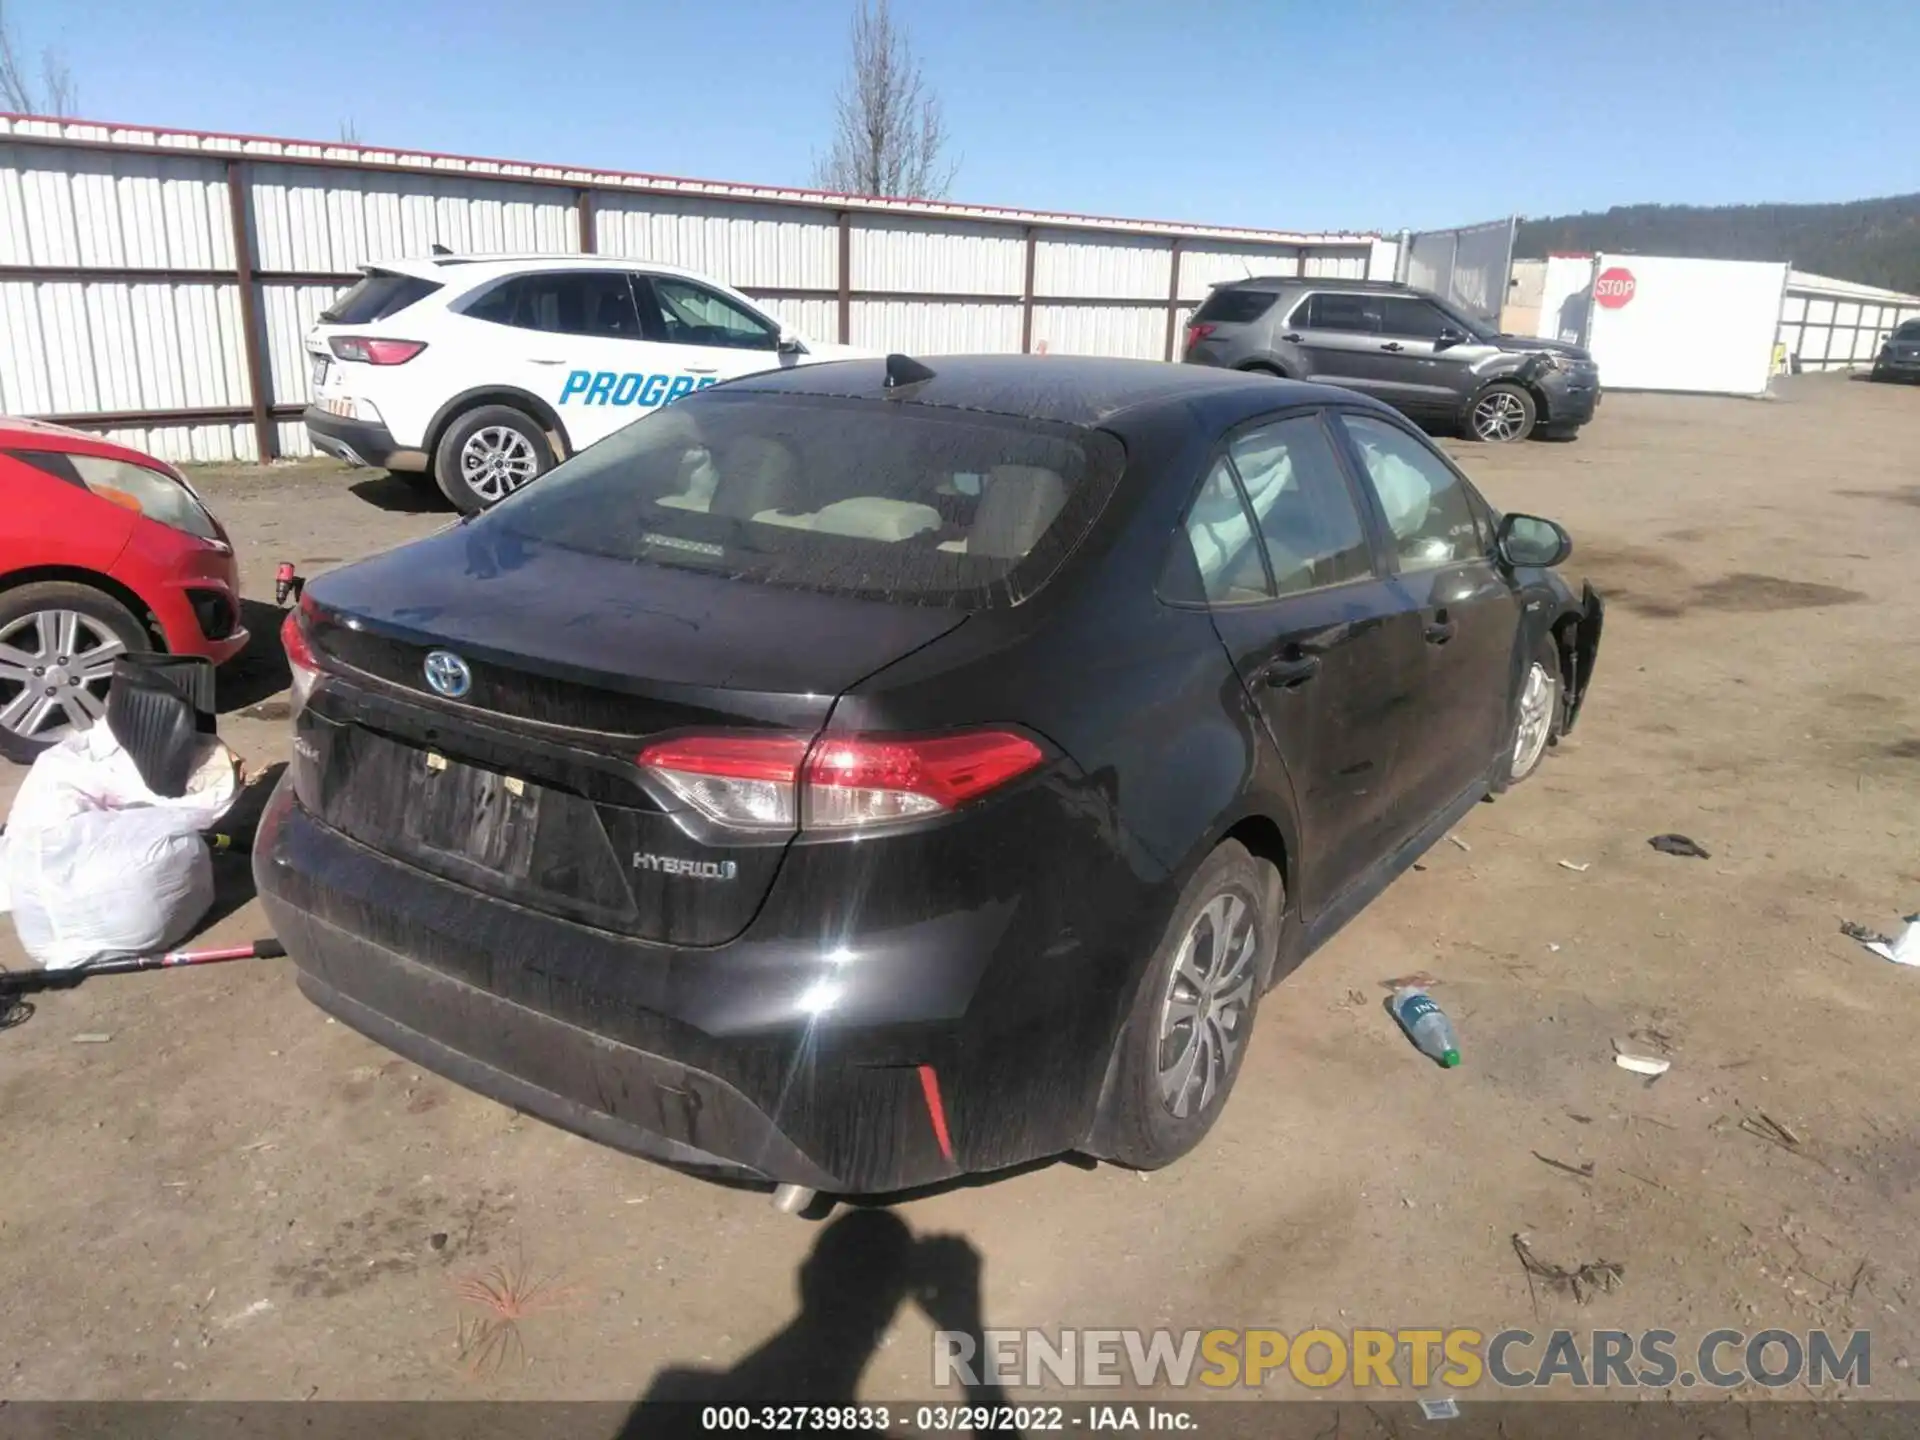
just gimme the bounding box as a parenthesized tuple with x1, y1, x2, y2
(917, 1063, 954, 1163)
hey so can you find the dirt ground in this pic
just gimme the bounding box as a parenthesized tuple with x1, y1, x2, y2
(1, 374, 1917, 1407)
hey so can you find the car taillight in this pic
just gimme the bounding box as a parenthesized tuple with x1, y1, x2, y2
(281, 595, 323, 719)
(1186, 322, 1216, 352)
(638, 734, 812, 830)
(329, 336, 427, 364)
(637, 730, 1045, 833)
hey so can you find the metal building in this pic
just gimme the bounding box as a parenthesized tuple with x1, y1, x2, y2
(0, 114, 1396, 463)
(1775, 270, 1920, 372)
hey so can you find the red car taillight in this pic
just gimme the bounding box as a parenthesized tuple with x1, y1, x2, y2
(329, 336, 427, 364)
(281, 594, 322, 719)
(637, 730, 1046, 833)
(1186, 322, 1217, 352)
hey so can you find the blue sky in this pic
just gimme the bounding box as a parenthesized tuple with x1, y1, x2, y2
(16, 0, 1920, 233)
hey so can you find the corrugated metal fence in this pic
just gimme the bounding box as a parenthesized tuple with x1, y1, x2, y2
(1396, 217, 1517, 330)
(0, 115, 1396, 463)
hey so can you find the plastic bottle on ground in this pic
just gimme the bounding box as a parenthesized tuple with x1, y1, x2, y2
(1391, 986, 1461, 1067)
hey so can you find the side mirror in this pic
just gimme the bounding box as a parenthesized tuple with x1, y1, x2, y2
(1434, 326, 1468, 351)
(1496, 513, 1573, 569)
(777, 334, 806, 355)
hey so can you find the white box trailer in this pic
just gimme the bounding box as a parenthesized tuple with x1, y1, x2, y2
(1536, 253, 1790, 396)
(1536, 255, 1598, 346)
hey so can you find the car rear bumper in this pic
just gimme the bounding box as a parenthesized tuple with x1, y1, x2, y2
(288, 922, 843, 1188)
(253, 776, 1146, 1193)
(304, 406, 428, 472)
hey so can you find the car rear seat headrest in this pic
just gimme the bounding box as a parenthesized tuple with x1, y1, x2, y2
(711, 436, 800, 519)
(971, 465, 1067, 560)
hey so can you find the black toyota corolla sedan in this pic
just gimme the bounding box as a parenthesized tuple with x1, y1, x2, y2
(256, 354, 1603, 1202)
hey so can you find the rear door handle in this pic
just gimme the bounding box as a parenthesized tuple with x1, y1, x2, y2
(687, 366, 720, 375)
(528, 358, 568, 366)
(1262, 654, 1322, 689)
(1381, 342, 1405, 352)
(1424, 610, 1456, 645)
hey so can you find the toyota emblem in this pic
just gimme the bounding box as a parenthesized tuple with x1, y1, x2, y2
(423, 649, 472, 699)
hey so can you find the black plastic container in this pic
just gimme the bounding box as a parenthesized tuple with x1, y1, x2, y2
(105, 654, 217, 799)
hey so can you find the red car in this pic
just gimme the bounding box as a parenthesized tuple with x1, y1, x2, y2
(0, 419, 245, 762)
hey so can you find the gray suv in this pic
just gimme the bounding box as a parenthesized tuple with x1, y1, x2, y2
(1182, 278, 1600, 443)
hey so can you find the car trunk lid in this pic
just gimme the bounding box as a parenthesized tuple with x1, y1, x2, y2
(294, 526, 968, 945)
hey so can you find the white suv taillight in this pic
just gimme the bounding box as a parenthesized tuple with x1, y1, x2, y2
(637, 730, 1045, 833)
(329, 336, 427, 364)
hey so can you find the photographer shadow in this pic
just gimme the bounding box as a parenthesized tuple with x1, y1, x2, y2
(627, 1209, 1011, 1437)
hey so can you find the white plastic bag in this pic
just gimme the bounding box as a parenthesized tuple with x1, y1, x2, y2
(3, 728, 237, 969)
(9, 807, 214, 969)
(8, 725, 237, 834)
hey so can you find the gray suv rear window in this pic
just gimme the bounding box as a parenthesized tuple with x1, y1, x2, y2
(481, 391, 1126, 609)
(1194, 290, 1279, 324)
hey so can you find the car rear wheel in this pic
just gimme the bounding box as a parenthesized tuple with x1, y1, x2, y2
(0, 582, 150, 763)
(1098, 840, 1281, 1169)
(1504, 641, 1563, 785)
(434, 405, 553, 513)
(1467, 383, 1537, 443)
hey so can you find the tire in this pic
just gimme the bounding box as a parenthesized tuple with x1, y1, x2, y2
(1465, 382, 1538, 443)
(0, 582, 152, 764)
(1099, 840, 1283, 1170)
(1503, 639, 1563, 786)
(433, 405, 554, 513)
(1239, 362, 1287, 379)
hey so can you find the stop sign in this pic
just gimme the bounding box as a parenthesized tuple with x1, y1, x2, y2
(1594, 266, 1636, 309)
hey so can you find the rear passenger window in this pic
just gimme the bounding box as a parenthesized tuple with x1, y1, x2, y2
(463, 273, 643, 339)
(1295, 293, 1381, 334)
(1181, 414, 1374, 604)
(1181, 459, 1271, 604)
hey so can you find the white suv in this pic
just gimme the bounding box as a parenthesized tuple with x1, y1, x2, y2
(304, 254, 860, 512)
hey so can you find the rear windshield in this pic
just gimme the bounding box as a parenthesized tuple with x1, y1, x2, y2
(479, 391, 1126, 609)
(1194, 289, 1279, 324)
(319, 271, 443, 324)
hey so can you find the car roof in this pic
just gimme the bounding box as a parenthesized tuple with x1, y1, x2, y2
(1216, 276, 1427, 294)
(365, 253, 727, 287)
(719, 354, 1392, 429)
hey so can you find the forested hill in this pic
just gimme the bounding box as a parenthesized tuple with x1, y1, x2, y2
(1514, 195, 1920, 294)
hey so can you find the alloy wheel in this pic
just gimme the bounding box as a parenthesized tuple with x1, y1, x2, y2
(1156, 889, 1260, 1119)
(0, 609, 127, 745)
(1472, 391, 1530, 442)
(460, 426, 540, 504)
(1511, 660, 1555, 778)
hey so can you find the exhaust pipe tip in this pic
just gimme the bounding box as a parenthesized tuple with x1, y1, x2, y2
(770, 1184, 818, 1216)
